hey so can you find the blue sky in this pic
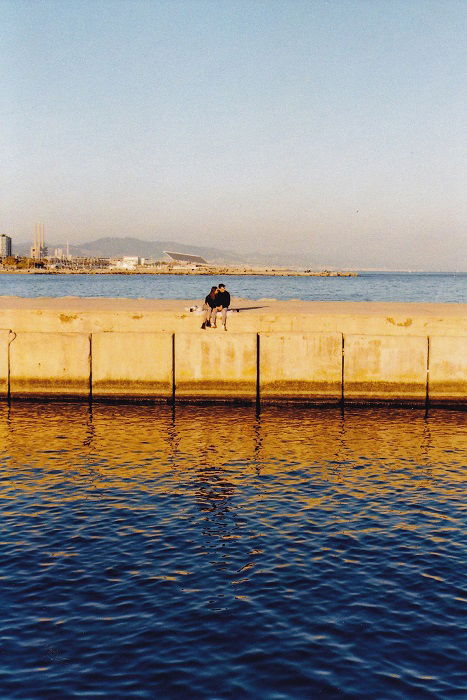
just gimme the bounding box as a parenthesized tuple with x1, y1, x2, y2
(1, 0, 466, 268)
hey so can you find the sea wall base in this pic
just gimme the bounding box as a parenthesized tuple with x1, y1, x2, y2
(0, 329, 465, 405)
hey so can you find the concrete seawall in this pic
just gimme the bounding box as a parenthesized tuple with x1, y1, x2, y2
(1, 325, 466, 406)
(1, 298, 465, 404)
(1, 298, 466, 336)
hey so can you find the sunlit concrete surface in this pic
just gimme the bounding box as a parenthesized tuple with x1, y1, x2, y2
(0, 330, 9, 397)
(92, 331, 173, 399)
(344, 335, 428, 403)
(429, 336, 467, 404)
(9, 331, 90, 398)
(0, 300, 466, 404)
(0, 298, 466, 336)
(260, 332, 342, 402)
(175, 332, 257, 400)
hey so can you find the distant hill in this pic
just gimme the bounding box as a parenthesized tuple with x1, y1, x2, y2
(13, 236, 321, 268)
(14, 237, 247, 263)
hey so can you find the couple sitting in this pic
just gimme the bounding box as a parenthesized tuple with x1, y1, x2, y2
(201, 283, 231, 330)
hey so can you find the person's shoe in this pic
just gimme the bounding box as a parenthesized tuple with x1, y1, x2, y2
(211, 324, 217, 328)
(206, 320, 211, 327)
(201, 322, 206, 329)
(223, 325, 227, 331)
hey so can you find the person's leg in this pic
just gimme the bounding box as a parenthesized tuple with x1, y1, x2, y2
(222, 307, 227, 329)
(210, 307, 218, 327)
(201, 307, 210, 328)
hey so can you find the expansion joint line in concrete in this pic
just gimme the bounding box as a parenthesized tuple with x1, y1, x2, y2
(425, 336, 430, 408)
(89, 334, 93, 403)
(256, 333, 260, 407)
(341, 333, 345, 407)
(171, 333, 176, 405)
(2, 329, 465, 406)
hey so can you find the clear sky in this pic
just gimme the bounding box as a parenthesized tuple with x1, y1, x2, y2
(1, 0, 466, 269)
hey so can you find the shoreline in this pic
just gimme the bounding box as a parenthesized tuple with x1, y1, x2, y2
(0, 268, 357, 277)
(0, 265, 358, 277)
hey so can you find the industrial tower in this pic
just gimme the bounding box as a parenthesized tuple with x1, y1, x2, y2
(30, 223, 48, 259)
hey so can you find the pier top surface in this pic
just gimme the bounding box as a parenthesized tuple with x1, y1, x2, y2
(1, 296, 466, 317)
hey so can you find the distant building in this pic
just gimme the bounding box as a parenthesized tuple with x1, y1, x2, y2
(30, 223, 48, 260)
(164, 251, 208, 265)
(0, 234, 12, 257)
(113, 256, 145, 270)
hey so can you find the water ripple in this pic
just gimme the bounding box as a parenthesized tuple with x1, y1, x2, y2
(0, 403, 465, 698)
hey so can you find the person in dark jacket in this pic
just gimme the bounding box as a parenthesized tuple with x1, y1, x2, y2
(201, 286, 218, 329)
(215, 283, 230, 330)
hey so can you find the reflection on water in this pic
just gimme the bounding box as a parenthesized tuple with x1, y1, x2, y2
(0, 403, 465, 698)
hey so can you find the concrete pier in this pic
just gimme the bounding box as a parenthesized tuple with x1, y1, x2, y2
(0, 299, 465, 405)
(9, 331, 90, 399)
(92, 331, 173, 399)
(0, 330, 9, 398)
(343, 335, 428, 403)
(260, 332, 342, 401)
(175, 333, 257, 401)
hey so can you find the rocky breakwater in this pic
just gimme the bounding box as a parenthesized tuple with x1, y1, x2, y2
(0, 265, 358, 276)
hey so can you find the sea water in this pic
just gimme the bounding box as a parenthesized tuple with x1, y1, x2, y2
(1, 273, 465, 697)
(0, 271, 466, 303)
(0, 403, 465, 698)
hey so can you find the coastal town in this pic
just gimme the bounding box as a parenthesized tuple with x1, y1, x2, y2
(0, 231, 357, 276)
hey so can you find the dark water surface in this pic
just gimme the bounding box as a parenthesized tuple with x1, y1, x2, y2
(0, 404, 466, 698)
(1, 271, 466, 302)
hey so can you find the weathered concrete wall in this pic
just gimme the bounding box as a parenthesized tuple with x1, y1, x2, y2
(175, 332, 257, 400)
(429, 336, 467, 404)
(9, 331, 90, 398)
(260, 332, 342, 402)
(0, 324, 465, 404)
(344, 335, 428, 402)
(1, 300, 466, 337)
(92, 332, 173, 399)
(0, 330, 9, 397)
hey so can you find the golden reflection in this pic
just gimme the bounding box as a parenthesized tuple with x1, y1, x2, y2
(0, 402, 465, 497)
(91, 403, 174, 470)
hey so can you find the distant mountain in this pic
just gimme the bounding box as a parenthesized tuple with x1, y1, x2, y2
(13, 236, 326, 268)
(14, 237, 247, 263)
(78, 237, 248, 262)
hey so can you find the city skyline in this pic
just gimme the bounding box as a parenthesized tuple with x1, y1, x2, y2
(3, 231, 466, 271)
(2, 0, 466, 270)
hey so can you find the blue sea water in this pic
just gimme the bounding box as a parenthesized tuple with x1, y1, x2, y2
(0, 271, 466, 302)
(1, 272, 465, 697)
(0, 403, 466, 699)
